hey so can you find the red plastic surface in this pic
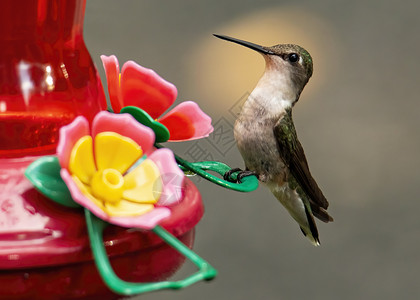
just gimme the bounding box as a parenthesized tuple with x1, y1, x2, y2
(0, 156, 204, 268)
(0, 0, 106, 157)
(0, 1, 205, 298)
(0, 231, 195, 300)
(0, 156, 204, 299)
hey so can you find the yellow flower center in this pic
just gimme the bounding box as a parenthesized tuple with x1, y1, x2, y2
(91, 168, 124, 203)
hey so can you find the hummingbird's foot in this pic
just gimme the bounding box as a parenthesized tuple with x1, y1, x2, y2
(223, 168, 257, 183)
(236, 170, 257, 183)
(223, 168, 242, 182)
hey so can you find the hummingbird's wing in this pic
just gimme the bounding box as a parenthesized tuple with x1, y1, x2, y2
(274, 109, 333, 223)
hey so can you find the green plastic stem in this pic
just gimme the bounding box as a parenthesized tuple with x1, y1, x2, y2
(155, 144, 259, 192)
(85, 209, 217, 295)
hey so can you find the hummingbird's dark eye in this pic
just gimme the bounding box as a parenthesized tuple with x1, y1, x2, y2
(288, 53, 299, 63)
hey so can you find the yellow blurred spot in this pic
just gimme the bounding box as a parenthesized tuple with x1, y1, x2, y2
(185, 6, 340, 114)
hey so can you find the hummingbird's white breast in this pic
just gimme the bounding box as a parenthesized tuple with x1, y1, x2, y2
(233, 75, 292, 183)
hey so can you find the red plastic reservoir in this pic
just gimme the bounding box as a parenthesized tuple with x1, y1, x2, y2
(0, 1, 204, 298)
(0, 158, 203, 299)
(0, 0, 107, 157)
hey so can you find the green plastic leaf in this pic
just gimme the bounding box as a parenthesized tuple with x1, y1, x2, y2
(120, 106, 170, 143)
(25, 156, 81, 208)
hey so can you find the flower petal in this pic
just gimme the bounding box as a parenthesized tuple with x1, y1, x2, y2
(101, 55, 123, 113)
(159, 101, 214, 141)
(69, 136, 96, 184)
(121, 61, 177, 119)
(94, 132, 143, 174)
(57, 116, 90, 170)
(108, 207, 171, 229)
(105, 200, 154, 217)
(122, 158, 162, 203)
(60, 169, 108, 220)
(92, 111, 155, 155)
(148, 148, 185, 206)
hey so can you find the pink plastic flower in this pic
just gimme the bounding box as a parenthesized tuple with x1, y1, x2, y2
(57, 111, 184, 229)
(101, 55, 213, 141)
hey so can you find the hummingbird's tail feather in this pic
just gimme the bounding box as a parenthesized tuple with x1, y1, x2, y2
(310, 204, 334, 223)
(302, 200, 320, 246)
(299, 226, 320, 246)
(269, 183, 320, 246)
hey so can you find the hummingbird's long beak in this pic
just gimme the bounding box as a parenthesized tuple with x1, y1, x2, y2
(213, 34, 274, 55)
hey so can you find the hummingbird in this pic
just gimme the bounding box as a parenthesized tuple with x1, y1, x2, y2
(214, 34, 333, 246)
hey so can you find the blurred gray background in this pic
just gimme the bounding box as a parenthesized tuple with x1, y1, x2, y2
(85, 0, 420, 299)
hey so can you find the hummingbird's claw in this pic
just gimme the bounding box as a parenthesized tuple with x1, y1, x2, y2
(223, 168, 242, 182)
(223, 168, 257, 183)
(236, 170, 257, 183)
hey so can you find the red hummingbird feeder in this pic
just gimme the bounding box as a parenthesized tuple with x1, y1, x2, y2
(0, 1, 215, 298)
(0, 1, 259, 298)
